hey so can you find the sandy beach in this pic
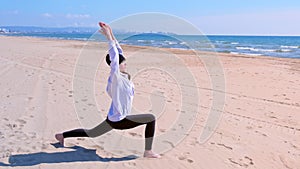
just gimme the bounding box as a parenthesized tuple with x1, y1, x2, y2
(0, 36, 299, 169)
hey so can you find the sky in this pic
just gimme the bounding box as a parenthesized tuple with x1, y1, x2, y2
(1, 0, 300, 35)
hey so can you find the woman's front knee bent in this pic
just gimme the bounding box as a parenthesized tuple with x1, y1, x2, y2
(147, 114, 156, 122)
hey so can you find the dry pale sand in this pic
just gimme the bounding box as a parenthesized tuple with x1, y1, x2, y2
(0, 36, 299, 169)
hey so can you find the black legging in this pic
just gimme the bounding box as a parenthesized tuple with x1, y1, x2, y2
(62, 114, 156, 150)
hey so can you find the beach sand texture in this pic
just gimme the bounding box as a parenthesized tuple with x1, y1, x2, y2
(0, 36, 299, 169)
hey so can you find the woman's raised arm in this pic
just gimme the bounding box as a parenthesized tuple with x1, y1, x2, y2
(99, 22, 120, 73)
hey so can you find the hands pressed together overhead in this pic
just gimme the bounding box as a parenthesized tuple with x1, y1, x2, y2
(99, 22, 114, 41)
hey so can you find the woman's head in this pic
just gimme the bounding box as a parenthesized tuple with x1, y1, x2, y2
(106, 53, 127, 73)
(119, 60, 127, 73)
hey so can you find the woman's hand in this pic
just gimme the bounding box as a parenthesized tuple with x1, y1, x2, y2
(99, 22, 106, 27)
(99, 22, 113, 41)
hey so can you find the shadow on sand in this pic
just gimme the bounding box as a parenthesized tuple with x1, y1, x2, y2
(0, 143, 138, 166)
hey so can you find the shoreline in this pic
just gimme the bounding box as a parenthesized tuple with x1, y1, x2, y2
(1, 35, 300, 62)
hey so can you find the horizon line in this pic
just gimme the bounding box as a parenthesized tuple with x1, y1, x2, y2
(1, 25, 300, 37)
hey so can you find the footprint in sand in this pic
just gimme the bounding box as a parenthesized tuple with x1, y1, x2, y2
(87, 103, 95, 106)
(123, 161, 137, 168)
(0, 151, 11, 159)
(187, 159, 194, 163)
(217, 143, 233, 150)
(163, 140, 175, 148)
(6, 123, 18, 129)
(178, 152, 194, 163)
(16, 119, 26, 125)
(41, 143, 49, 150)
(178, 155, 186, 160)
(16, 133, 29, 141)
(254, 130, 268, 137)
(228, 156, 254, 167)
(31, 146, 37, 150)
(159, 129, 166, 133)
(129, 132, 142, 137)
(81, 98, 88, 102)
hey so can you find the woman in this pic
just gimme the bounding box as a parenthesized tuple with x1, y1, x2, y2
(55, 22, 161, 158)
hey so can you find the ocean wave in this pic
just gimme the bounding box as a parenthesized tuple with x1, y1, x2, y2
(220, 50, 231, 53)
(251, 48, 275, 52)
(280, 45, 299, 49)
(236, 47, 253, 50)
(230, 52, 262, 56)
(72, 37, 88, 41)
(164, 40, 178, 45)
(135, 39, 154, 44)
(236, 46, 275, 52)
(245, 53, 263, 56)
(215, 40, 231, 44)
(231, 42, 239, 45)
(275, 49, 292, 53)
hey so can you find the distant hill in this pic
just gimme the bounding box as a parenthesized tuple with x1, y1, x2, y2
(0, 26, 97, 33)
(0, 26, 178, 35)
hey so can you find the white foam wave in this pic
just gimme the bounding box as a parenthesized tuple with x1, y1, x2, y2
(251, 48, 275, 52)
(164, 40, 177, 45)
(244, 53, 263, 56)
(281, 45, 299, 49)
(236, 46, 275, 52)
(230, 52, 262, 56)
(236, 47, 253, 50)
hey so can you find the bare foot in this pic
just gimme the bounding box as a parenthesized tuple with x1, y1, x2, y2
(55, 133, 64, 146)
(144, 150, 161, 158)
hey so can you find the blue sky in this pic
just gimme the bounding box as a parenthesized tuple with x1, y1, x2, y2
(1, 0, 300, 35)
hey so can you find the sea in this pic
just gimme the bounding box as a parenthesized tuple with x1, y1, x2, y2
(2, 31, 300, 59)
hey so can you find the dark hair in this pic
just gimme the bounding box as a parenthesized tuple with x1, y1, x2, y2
(106, 54, 126, 66)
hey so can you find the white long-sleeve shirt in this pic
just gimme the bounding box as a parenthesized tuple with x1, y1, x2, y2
(106, 40, 134, 122)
